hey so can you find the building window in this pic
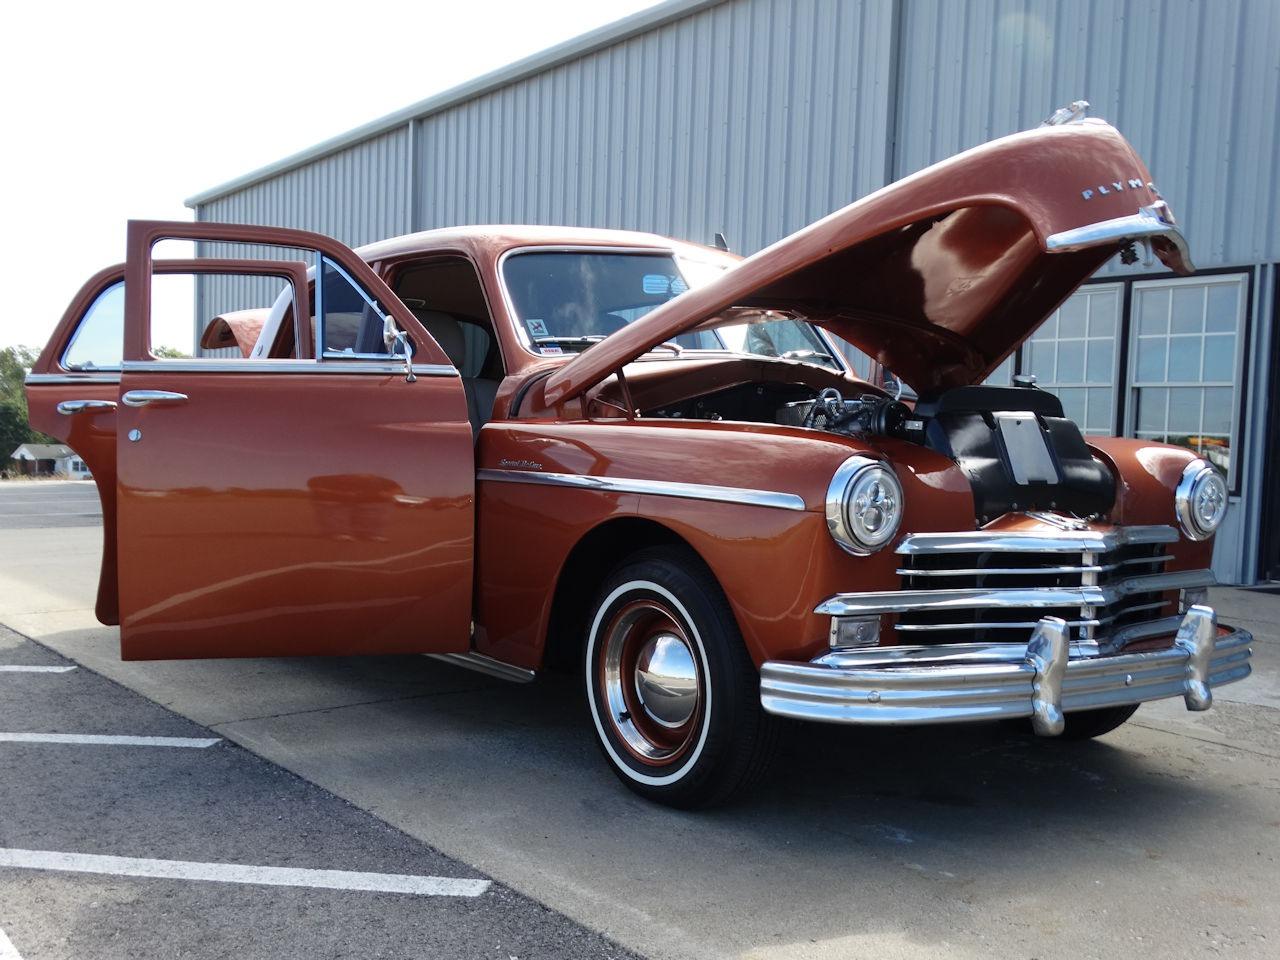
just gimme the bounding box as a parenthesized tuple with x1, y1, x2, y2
(1127, 274, 1246, 482)
(1023, 283, 1122, 435)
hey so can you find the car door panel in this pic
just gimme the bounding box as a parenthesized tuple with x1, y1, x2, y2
(111, 220, 474, 659)
(116, 366, 473, 659)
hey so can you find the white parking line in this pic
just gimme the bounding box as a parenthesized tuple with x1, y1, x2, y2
(0, 733, 220, 748)
(0, 927, 21, 960)
(0, 665, 76, 673)
(0, 848, 491, 897)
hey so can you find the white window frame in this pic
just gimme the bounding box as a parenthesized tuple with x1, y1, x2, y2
(1124, 272, 1248, 489)
(1023, 281, 1124, 435)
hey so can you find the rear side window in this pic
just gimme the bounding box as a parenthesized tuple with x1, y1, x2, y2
(62, 281, 124, 370)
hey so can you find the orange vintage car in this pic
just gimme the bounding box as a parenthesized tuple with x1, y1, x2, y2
(27, 115, 1251, 807)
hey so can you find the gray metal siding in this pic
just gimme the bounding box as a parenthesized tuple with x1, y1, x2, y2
(195, 127, 410, 329)
(412, 0, 896, 254)
(893, 0, 1280, 274)
(186, 0, 1279, 583)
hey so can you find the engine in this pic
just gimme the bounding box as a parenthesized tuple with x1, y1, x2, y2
(777, 384, 1117, 524)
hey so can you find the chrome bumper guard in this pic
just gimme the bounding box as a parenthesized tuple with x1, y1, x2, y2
(759, 605, 1252, 734)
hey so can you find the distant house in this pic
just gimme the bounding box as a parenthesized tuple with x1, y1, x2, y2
(8, 443, 92, 479)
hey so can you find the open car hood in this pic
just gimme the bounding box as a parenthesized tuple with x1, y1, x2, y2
(543, 120, 1192, 404)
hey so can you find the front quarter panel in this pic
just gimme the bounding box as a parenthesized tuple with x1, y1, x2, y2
(475, 420, 974, 668)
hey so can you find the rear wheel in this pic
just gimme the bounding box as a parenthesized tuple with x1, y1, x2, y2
(584, 547, 777, 808)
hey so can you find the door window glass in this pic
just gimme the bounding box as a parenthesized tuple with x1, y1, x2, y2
(1128, 274, 1245, 480)
(62, 282, 124, 371)
(318, 257, 402, 359)
(1021, 283, 1121, 434)
(148, 272, 293, 360)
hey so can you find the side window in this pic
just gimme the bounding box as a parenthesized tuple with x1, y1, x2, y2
(390, 257, 503, 378)
(62, 281, 124, 371)
(150, 272, 294, 361)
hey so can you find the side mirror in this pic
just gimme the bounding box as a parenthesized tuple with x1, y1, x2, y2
(383, 317, 416, 383)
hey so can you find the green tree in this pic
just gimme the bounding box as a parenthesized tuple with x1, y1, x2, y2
(1, 346, 56, 462)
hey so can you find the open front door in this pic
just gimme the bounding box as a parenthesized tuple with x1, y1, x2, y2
(114, 221, 474, 660)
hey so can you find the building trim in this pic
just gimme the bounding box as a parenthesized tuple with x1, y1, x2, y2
(185, 0, 728, 207)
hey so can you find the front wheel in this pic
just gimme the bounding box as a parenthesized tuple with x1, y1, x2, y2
(584, 547, 777, 808)
(1056, 703, 1140, 740)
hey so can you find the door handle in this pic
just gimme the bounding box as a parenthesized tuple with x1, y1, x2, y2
(122, 390, 189, 408)
(56, 399, 118, 416)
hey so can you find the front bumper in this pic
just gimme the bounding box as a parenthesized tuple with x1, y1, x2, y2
(759, 605, 1252, 735)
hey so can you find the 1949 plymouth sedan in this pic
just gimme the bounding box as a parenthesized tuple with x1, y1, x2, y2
(27, 113, 1252, 806)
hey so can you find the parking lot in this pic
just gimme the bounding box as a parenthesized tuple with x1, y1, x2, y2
(2, 480, 1278, 959)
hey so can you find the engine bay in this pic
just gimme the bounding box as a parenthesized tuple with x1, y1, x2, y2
(644, 375, 1116, 523)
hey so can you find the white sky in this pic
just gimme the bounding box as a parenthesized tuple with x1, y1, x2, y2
(0, 0, 659, 353)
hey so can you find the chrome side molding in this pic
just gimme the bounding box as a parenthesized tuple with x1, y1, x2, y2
(119, 359, 458, 377)
(477, 468, 807, 512)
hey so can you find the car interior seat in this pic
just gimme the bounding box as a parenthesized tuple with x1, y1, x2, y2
(412, 309, 500, 438)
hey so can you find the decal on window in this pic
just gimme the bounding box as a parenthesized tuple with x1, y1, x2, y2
(526, 318, 549, 338)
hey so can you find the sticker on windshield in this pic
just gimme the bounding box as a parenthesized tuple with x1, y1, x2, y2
(526, 318, 549, 337)
(642, 274, 670, 295)
(539, 345, 564, 356)
(643, 274, 689, 297)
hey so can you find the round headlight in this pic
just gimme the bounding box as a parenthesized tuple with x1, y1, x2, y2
(1175, 459, 1228, 541)
(826, 456, 904, 554)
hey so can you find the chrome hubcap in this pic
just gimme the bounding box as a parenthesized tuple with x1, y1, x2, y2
(600, 599, 703, 764)
(634, 633, 699, 728)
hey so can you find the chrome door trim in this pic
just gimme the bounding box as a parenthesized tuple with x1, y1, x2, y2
(26, 373, 122, 385)
(122, 390, 189, 408)
(477, 467, 807, 512)
(56, 399, 118, 415)
(119, 360, 458, 376)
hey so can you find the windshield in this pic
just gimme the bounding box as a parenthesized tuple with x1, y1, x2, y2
(501, 250, 839, 368)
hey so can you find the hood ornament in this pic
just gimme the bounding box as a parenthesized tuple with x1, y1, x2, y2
(1042, 99, 1090, 126)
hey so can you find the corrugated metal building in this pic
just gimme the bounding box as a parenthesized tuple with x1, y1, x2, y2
(186, 0, 1280, 585)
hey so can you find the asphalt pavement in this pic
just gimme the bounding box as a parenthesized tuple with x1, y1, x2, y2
(0, 484, 635, 960)
(1, 479, 1277, 960)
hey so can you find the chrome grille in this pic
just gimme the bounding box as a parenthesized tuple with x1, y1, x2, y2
(897, 540, 1171, 644)
(813, 525, 1217, 653)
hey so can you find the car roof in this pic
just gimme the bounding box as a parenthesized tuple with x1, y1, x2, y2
(356, 225, 739, 264)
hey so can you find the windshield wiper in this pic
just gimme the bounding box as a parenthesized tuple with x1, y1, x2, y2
(780, 348, 838, 368)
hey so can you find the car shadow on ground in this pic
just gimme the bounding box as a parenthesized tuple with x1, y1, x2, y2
(33, 629, 1255, 958)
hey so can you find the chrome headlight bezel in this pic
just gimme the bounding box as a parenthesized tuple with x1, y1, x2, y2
(826, 456, 904, 555)
(1175, 459, 1228, 541)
